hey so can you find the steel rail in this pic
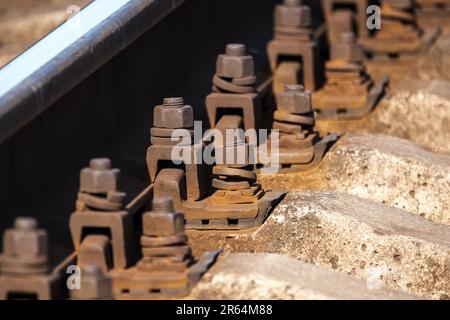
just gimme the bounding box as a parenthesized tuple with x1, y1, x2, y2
(0, 0, 186, 144)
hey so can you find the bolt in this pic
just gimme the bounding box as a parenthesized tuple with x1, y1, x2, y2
(226, 44, 246, 57)
(163, 97, 184, 108)
(277, 84, 311, 114)
(153, 98, 193, 129)
(14, 217, 38, 231)
(81, 158, 120, 194)
(331, 33, 364, 63)
(144, 197, 185, 237)
(90, 158, 112, 170)
(152, 197, 175, 213)
(285, 84, 305, 93)
(216, 44, 254, 78)
(71, 264, 112, 300)
(2, 217, 49, 275)
(284, 0, 301, 7)
(276, 0, 311, 28)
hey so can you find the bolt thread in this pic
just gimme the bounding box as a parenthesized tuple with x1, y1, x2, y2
(285, 84, 304, 93)
(90, 158, 111, 170)
(226, 44, 246, 56)
(163, 97, 184, 108)
(14, 217, 37, 230)
(152, 197, 175, 213)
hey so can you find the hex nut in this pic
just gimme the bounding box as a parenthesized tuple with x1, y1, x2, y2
(71, 265, 112, 300)
(277, 85, 312, 114)
(225, 43, 247, 56)
(153, 104, 194, 129)
(275, 3, 311, 27)
(3, 217, 48, 263)
(80, 159, 121, 194)
(143, 212, 185, 237)
(216, 50, 254, 79)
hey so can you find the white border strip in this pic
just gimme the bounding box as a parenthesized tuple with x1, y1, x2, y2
(0, 0, 131, 98)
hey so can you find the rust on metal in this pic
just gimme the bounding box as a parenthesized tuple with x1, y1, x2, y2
(322, 0, 369, 43)
(360, 0, 423, 55)
(206, 44, 262, 131)
(70, 158, 135, 271)
(416, 0, 450, 8)
(111, 197, 220, 299)
(149, 93, 283, 230)
(415, 0, 450, 26)
(147, 97, 210, 202)
(68, 156, 221, 300)
(0, 217, 62, 300)
(268, 2, 387, 121)
(312, 32, 388, 120)
(323, 0, 430, 57)
(260, 84, 339, 170)
(267, 0, 320, 93)
(416, 0, 450, 15)
(77, 235, 114, 273)
(70, 264, 113, 300)
(205, 137, 266, 223)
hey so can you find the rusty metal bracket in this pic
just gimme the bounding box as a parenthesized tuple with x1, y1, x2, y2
(267, 1, 321, 93)
(0, 217, 63, 300)
(70, 158, 135, 271)
(206, 44, 263, 131)
(323, 0, 369, 41)
(281, 132, 341, 173)
(183, 190, 286, 230)
(111, 198, 221, 299)
(312, 32, 389, 120)
(70, 265, 113, 300)
(149, 91, 283, 230)
(147, 98, 210, 202)
(360, 1, 424, 56)
(315, 75, 389, 120)
(259, 85, 339, 171)
(416, 0, 450, 19)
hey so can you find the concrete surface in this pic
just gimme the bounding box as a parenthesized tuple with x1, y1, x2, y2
(259, 133, 450, 225)
(316, 80, 450, 154)
(188, 191, 450, 299)
(190, 253, 419, 300)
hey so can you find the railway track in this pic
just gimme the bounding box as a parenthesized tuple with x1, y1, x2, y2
(0, 0, 282, 252)
(0, 0, 449, 300)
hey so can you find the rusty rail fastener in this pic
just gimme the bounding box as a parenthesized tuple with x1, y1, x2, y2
(268, 0, 320, 93)
(206, 44, 262, 131)
(70, 158, 135, 271)
(0, 217, 62, 300)
(70, 264, 113, 300)
(111, 197, 196, 299)
(147, 97, 209, 204)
